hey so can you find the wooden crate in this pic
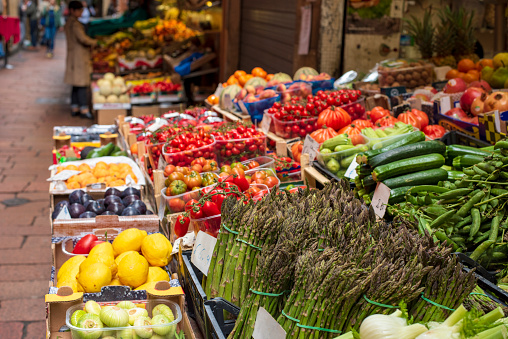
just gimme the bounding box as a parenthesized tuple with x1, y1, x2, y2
(300, 153, 330, 189)
(266, 132, 301, 158)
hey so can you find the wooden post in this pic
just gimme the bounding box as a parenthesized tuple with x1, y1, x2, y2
(219, 0, 241, 81)
(276, 140, 288, 157)
(153, 170, 165, 214)
(127, 134, 137, 148)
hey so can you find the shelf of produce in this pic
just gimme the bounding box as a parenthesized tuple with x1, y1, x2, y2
(130, 95, 156, 105)
(93, 103, 131, 110)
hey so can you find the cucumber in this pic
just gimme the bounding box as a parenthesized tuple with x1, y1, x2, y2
(382, 168, 448, 189)
(389, 186, 414, 204)
(452, 154, 485, 170)
(372, 153, 446, 182)
(358, 131, 426, 164)
(368, 140, 446, 168)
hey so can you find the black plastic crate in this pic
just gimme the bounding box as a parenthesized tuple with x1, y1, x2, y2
(204, 298, 240, 339)
(181, 251, 207, 335)
(312, 161, 356, 189)
(440, 130, 491, 148)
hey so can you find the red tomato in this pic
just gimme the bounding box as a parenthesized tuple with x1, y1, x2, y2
(422, 125, 447, 139)
(411, 109, 429, 129)
(376, 115, 399, 128)
(168, 198, 185, 212)
(263, 176, 279, 188)
(397, 112, 421, 130)
(251, 171, 267, 181)
(338, 124, 362, 136)
(175, 215, 190, 237)
(368, 107, 390, 123)
(351, 119, 372, 130)
(163, 165, 175, 177)
(316, 106, 352, 131)
(185, 199, 198, 212)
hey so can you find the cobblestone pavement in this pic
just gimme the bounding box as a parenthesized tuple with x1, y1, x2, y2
(0, 33, 92, 338)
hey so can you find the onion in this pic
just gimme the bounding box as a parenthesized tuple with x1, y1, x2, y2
(484, 92, 508, 112)
(99, 306, 129, 327)
(359, 311, 428, 339)
(116, 301, 136, 310)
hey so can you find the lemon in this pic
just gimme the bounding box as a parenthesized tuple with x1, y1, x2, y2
(134, 281, 158, 291)
(146, 267, 169, 283)
(112, 228, 147, 256)
(76, 262, 112, 293)
(89, 241, 115, 258)
(58, 255, 86, 281)
(117, 252, 148, 288)
(141, 234, 172, 267)
(108, 278, 122, 286)
(115, 250, 138, 266)
(57, 277, 84, 293)
(80, 254, 118, 277)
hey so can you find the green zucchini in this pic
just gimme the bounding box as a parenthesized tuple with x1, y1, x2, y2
(452, 154, 485, 170)
(358, 131, 426, 164)
(388, 186, 414, 204)
(362, 175, 376, 188)
(368, 141, 445, 168)
(372, 153, 446, 182)
(382, 168, 448, 189)
(446, 144, 492, 161)
(447, 170, 465, 180)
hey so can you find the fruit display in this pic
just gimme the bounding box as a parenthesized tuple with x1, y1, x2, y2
(210, 122, 266, 165)
(153, 19, 200, 43)
(154, 80, 181, 94)
(377, 59, 434, 89)
(131, 83, 155, 96)
(52, 187, 152, 220)
(67, 300, 181, 339)
(223, 67, 272, 88)
(57, 228, 173, 292)
(271, 155, 301, 182)
(93, 73, 129, 105)
(276, 81, 313, 103)
(445, 58, 489, 84)
(56, 161, 139, 189)
(162, 130, 217, 167)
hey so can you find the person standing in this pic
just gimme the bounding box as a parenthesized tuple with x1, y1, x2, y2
(23, 0, 38, 50)
(41, 0, 60, 58)
(64, 0, 97, 119)
(78, 0, 94, 30)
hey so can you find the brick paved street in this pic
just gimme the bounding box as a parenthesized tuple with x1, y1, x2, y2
(0, 33, 92, 338)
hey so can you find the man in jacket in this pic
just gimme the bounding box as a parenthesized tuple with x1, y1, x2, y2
(23, 0, 38, 50)
(41, 0, 61, 58)
(64, 0, 97, 119)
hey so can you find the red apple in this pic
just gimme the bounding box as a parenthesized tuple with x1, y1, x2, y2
(443, 78, 467, 94)
(460, 87, 486, 114)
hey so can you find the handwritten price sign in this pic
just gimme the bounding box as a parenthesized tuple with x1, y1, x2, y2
(372, 183, 391, 218)
(191, 231, 217, 276)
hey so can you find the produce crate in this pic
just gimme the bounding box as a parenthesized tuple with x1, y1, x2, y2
(377, 60, 434, 89)
(181, 251, 207, 336)
(45, 282, 196, 339)
(215, 134, 267, 166)
(440, 131, 491, 148)
(204, 298, 240, 339)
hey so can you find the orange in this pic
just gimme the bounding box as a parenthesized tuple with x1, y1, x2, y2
(446, 69, 459, 80)
(207, 94, 218, 105)
(239, 74, 253, 86)
(463, 73, 477, 83)
(457, 72, 467, 80)
(477, 59, 494, 70)
(234, 70, 246, 79)
(266, 74, 274, 81)
(227, 76, 239, 86)
(457, 59, 476, 72)
(251, 67, 266, 78)
(467, 69, 480, 78)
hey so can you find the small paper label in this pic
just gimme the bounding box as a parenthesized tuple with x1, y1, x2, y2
(146, 118, 169, 133)
(223, 94, 233, 111)
(440, 96, 452, 114)
(372, 182, 391, 218)
(238, 101, 249, 114)
(345, 158, 359, 179)
(47, 170, 81, 182)
(302, 135, 320, 162)
(253, 307, 287, 339)
(56, 205, 72, 220)
(260, 115, 272, 134)
(191, 231, 218, 276)
(90, 183, 102, 190)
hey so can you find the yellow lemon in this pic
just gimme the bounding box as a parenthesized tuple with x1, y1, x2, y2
(117, 252, 149, 288)
(146, 267, 169, 283)
(141, 233, 172, 267)
(80, 255, 117, 277)
(134, 281, 158, 291)
(112, 228, 147, 256)
(57, 255, 86, 281)
(89, 242, 114, 258)
(108, 278, 122, 286)
(57, 277, 84, 293)
(76, 262, 112, 293)
(115, 250, 138, 266)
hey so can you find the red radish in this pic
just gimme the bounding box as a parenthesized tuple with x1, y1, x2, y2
(468, 80, 492, 92)
(471, 93, 488, 116)
(443, 78, 467, 94)
(444, 107, 469, 120)
(460, 87, 486, 114)
(484, 92, 508, 112)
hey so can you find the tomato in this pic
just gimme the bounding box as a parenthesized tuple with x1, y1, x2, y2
(73, 234, 98, 254)
(251, 171, 267, 181)
(247, 186, 261, 195)
(191, 157, 207, 167)
(168, 198, 185, 212)
(368, 107, 390, 123)
(263, 176, 279, 188)
(316, 106, 351, 131)
(423, 125, 447, 139)
(175, 166, 189, 175)
(351, 119, 372, 130)
(175, 215, 190, 238)
(185, 199, 198, 212)
(163, 165, 175, 177)
(231, 167, 245, 178)
(310, 127, 339, 143)
(168, 180, 187, 196)
(218, 172, 234, 183)
(202, 201, 221, 217)
(338, 124, 362, 136)
(191, 164, 203, 173)
(411, 109, 429, 129)
(202, 172, 217, 187)
(184, 171, 203, 189)
(233, 176, 250, 192)
(220, 165, 232, 173)
(168, 172, 184, 182)
(397, 112, 421, 130)
(375, 115, 399, 128)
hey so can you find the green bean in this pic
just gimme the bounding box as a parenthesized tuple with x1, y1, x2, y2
(437, 188, 472, 200)
(477, 162, 496, 173)
(429, 210, 456, 229)
(494, 141, 508, 150)
(474, 232, 490, 244)
(486, 172, 500, 181)
(451, 236, 465, 244)
(491, 188, 508, 196)
(489, 213, 504, 243)
(472, 174, 483, 180)
(457, 190, 486, 217)
(463, 168, 476, 176)
(490, 198, 499, 208)
(480, 190, 490, 214)
(470, 240, 495, 261)
(435, 230, 459, 251)
(491, 252, 507, 261)
(470, 208, 481, 238)
(455, 215, 472, 229)
(458, 225, 471, 235)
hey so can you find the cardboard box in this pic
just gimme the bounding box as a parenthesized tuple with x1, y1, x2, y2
(478, 110, 508, 144)
(45, 283, 196, 339)
(132, 105, 160, 117)
(97, 109, 128, 125)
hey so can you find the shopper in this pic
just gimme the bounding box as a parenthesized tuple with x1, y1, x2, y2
(23, 0, 38, 50)
(78, 0, 95, 30)
(41, 0, 61, 58)
(64, 0, 97, 119)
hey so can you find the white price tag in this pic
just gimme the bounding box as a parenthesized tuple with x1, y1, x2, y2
(47, 170, 81, 182)
(253, 307, 286, 339)
(55, 205, 72, 220)
(371, 183, 391, 218)
(439, 95, 452, 114)
(191, 231, 218, 276)
(344, 157, 359, 179)
(223, 94, 233, 111)
(260, 115, 272, 134)
(214, 84, 224, 97)
(302, 135, 320, 162)
(238, 101, 249, 114)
